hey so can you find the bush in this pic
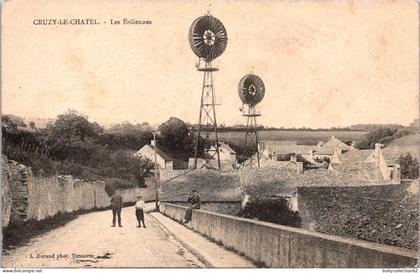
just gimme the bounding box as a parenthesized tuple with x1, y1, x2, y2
(277, 153, 293, 161)
(355, 126, 418, 149)
(104, 178, 137, 196)
(356, 127, 399, 149)
(2, 114, 26, 127)
(398, 153, 419, 179)
(238, 197, 301, 227)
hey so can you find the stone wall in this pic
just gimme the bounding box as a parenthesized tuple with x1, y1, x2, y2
(297, 181, 419, 249)
(160, 203, 418, 268)
(2, 158, 155, 227)
(7, 160, 31, 223)
(2, 157, 12, 227)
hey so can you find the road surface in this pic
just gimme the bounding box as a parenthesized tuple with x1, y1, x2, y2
(2, 206, 205, 268)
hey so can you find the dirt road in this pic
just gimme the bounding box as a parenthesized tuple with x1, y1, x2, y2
(2, 206, 205, 268)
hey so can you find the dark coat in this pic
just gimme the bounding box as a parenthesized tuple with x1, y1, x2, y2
(111, 193, 123, 209)
(188, 193, 201, 209)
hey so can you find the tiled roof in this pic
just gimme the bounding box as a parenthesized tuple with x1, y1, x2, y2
(240, 167, 388, 198)
(336, 149, 374, 166)
(149, 145, 173, 161)
(331, 149, 384, 183)
(242, 153, 302, 169)
(218, 142, 236, 154)
(160, 169, 242, 202)
(137, 144, 173, 162)
(259, 158, 295, 168)
(259, 141, 315, 155)
(295, 145, 316, 154)
(314, 136, 353, 155)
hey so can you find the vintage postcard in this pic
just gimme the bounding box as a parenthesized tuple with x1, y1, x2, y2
(1, 0, 419, 270)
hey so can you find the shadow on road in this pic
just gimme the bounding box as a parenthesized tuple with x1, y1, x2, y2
(2, 212, 79, 251)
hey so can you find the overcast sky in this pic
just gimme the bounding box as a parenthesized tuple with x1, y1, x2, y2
(3, 0, 419, 128)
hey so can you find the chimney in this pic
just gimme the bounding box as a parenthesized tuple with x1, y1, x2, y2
(296, 162, 304, 174)
(393, 164, 401, 184)
(374, 143, 382, 167)
(290, 155, 297, 162)
(151, 139, 156, 146)
(258, 142, 264, 154)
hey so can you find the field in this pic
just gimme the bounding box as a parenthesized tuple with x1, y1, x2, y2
(209, 130, 367, 146)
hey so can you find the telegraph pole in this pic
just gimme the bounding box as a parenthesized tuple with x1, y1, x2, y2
(153, 129, 160, 211)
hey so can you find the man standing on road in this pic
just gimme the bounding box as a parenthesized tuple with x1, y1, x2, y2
(183, 189, 201, 224)
(110, 189, 123, 227)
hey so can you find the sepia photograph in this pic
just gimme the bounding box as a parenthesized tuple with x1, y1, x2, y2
(1, 0, 419, 269)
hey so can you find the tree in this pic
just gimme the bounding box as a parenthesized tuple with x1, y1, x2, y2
(48, 110, 99, 141)
(2, 115, 18, 131)
(238, 197, 301, 227)
(356, 127, 399, 149)
(398, 153, 419, 179)
(108, 121, 152, 135)
(3, 114, 27, 127)
(107, 150, 154, 186)
(45, 110, 101, 163)
(102, 121, 152, 151)
(157, 117, 212, 160)
(159, 117, 195, 154)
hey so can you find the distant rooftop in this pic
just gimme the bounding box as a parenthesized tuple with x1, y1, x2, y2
(314, 136, 353, 155)
(138, 144, 173, 162)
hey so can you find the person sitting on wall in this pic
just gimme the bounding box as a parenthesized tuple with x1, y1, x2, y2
(110, 189, 123, 227)
(183, 189, 201, 224)
(135, 195, 146, 228)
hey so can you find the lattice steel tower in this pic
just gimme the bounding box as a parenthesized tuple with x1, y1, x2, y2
(188, 13, 228, 169)
(238, 74, 266, 167)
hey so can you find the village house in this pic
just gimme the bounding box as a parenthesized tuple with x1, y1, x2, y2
(313, 136, 354, 160)
(212, 142, 237, 168)
(242, 153, 304, 173)
(243, 137, 359, 171)
(188, 142, 237, 170)
(258, 140, 317, 163)
(330, 143, 400, 183)
(135, 140, 174, 170)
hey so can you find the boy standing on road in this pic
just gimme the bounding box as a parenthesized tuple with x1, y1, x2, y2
(135, 195, 147, 228)
(110, 189, 123, 227)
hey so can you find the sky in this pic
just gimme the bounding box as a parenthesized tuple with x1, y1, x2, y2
(2, 0, 419, 128)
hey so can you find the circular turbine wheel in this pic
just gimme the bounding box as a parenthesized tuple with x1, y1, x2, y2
(238, 74, 265, 106)
(189, 15, 228, 61)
